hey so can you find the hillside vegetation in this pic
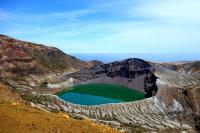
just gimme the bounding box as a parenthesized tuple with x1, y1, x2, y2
(0, 83, 121, 133)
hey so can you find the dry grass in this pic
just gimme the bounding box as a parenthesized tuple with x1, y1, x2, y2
(0, 83, 121, 133)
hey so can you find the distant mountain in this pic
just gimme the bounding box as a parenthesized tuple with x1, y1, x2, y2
(0, 35, 97, 80)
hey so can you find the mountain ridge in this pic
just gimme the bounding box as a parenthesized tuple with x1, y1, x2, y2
(0, 34, 98, 80)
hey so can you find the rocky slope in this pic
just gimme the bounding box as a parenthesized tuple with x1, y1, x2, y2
(0, 35, 101, 93)
(151, 61, 200, 131)
(0, 83, 121, 133)
(0, 35, 95, 80)
(26, 94, 193, 132)
(162, 61, 200, 75)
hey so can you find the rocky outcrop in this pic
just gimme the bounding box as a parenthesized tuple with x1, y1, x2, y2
(151, 61, 200, 132)
(27, 94, 192, 132)
(61, 58, 158, 98)
(162, 61, 200, 75)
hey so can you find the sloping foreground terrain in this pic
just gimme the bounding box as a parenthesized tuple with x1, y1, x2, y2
(0, 83, 121, 133)
(0, 35, 199, 132)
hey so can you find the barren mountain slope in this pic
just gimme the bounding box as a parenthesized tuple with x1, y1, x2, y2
(150, 61, 200, 131)
(0, 35, 96, 80)
(0, 83, 121, 133)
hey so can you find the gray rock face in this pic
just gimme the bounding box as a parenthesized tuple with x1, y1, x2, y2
(30, 94, 191, 132)
(151, 61, 200, 132)
(65, 58, 158, 98)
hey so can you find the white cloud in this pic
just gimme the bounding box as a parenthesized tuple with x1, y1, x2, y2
(133, 0, 200, 22)
(1, 0, 200, 53)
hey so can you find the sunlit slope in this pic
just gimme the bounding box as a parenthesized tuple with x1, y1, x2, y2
(0, 83, 121, 133)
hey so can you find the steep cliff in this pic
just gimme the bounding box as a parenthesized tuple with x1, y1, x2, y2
(151, 61, 200, 131)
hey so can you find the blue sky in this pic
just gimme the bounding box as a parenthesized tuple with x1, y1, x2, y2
(0, 0, 200, 54)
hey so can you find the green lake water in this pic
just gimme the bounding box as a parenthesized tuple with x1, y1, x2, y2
(57, 83, 145, 106)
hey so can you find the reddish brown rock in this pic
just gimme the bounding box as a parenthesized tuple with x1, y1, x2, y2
(0, 35, 96, 80)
